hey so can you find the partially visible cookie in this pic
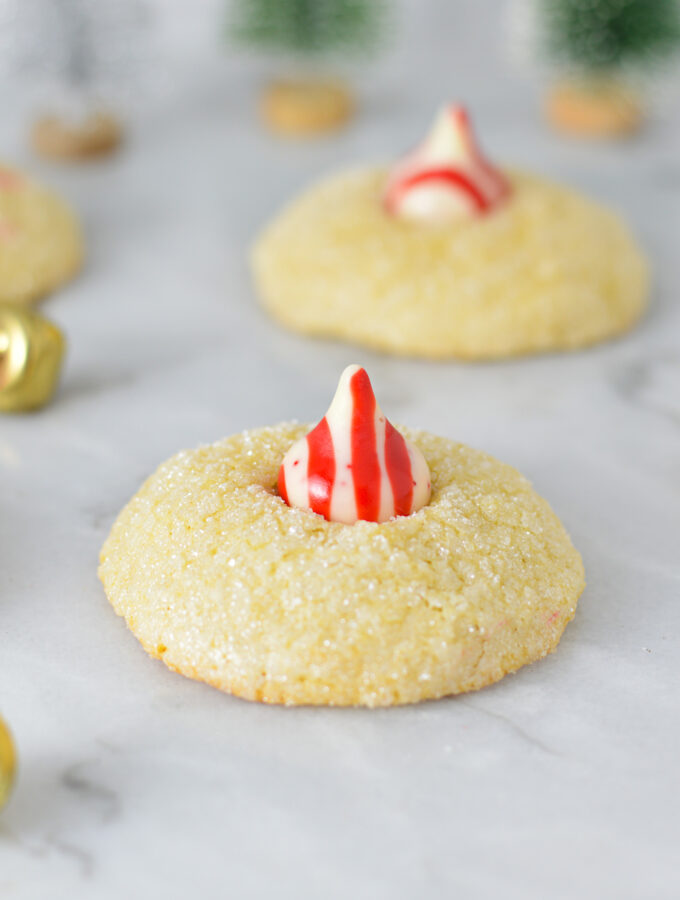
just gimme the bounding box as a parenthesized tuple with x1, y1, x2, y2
(260, 79, 354, 136)
(32, 112, 122, 161)
(0, 165, 83, 306)
(99, 423, 585, 707)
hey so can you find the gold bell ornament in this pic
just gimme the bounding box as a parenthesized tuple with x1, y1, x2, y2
(0, 304, 65, 412)
(0, 716, 16, 809)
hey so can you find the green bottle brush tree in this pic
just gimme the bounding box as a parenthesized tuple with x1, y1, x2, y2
(536, 0, 680, 136)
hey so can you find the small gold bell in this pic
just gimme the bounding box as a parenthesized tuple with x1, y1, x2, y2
(0, 304, 65, 412)
(0, 716, 16, 809)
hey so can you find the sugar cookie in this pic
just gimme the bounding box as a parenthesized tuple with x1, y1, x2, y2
(100, 368, 584, 706)
(0, 165, 83, 305)
(252, 105, 648, 359)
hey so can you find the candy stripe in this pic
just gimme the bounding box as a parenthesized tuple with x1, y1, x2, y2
(384, 421, 414, 517)
(461, 115, 509, 197)
(388, 167, 489, 213)
(305, 416, 335, 520)
(350, 368, 382, 522)
(452, 106, 474, 155)
(450, 106, 509, 198)
(471, 153, 511, 201)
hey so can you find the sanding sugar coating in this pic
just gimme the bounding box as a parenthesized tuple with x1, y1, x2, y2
(99, 424, 585, 707)
(252, 169, 649, 359)
(0, 165, 83, 305)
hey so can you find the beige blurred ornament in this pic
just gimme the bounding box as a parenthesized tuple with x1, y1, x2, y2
(546, 79, 643, 137)
(0, 716, 16, 809)
(260, 78, 355, 136)
(32, 111, 123, 161)
(0, 305, 66, 412)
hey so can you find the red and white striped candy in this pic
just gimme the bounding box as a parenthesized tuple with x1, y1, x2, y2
(278, 365, 431, 525)
(384, 104, 510, 225)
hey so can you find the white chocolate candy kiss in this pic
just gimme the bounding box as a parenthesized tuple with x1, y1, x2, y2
(278, 365, 431, 524)
(384, 104, 510, 224)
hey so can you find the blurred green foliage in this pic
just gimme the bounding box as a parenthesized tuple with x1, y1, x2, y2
(541, 0, 680, 70)
(228, 0, 386, 56)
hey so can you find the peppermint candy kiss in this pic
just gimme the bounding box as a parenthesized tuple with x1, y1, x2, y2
(278, 366, 431, 525)
(384, 104, 510, 225)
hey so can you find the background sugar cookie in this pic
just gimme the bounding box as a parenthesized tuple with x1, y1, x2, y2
(99, 423, 585, 707)
(252, 167, 649, 359)
(0, 165, 83, 305)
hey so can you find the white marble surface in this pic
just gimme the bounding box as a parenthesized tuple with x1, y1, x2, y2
(1, 3, 679, 898)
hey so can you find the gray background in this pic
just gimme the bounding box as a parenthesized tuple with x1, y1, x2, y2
(1, 2, 679, 897)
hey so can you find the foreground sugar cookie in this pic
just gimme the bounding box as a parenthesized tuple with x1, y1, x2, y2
(0, 165, 83, 305)
(252, 103, 649, 359)
(100, 367, 584, 707)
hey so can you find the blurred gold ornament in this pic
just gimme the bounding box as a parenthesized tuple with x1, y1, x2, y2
(0, 304, 66, 412)
(546, 80, 642, 138)
(260, 78, 355, 137)
(0, 716, 16, 809)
